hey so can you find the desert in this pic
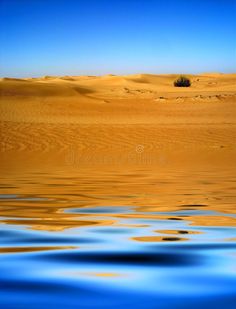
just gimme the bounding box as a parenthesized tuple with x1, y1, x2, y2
(1, 73, 236, 154)
(1, 1, 236, 307)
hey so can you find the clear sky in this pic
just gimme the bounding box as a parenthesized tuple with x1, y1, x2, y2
(0, 0, 235, 77)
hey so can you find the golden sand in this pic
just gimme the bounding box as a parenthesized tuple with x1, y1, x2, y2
(0, 73, 235, 153)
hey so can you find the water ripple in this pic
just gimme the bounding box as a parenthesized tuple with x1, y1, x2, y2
(0, 165, 236, 308)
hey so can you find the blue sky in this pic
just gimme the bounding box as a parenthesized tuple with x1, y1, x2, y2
(0, 0, 235, 77)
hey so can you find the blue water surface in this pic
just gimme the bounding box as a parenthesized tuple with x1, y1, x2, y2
(0, 165, 236, 309)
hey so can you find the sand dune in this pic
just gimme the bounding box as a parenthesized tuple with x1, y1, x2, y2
(0, 73, 235, 154)
(1, 73, 236, 100)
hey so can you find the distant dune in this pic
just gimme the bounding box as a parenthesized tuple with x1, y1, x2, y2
(1, 73, 236, 98)
(0, 73, 236, 154)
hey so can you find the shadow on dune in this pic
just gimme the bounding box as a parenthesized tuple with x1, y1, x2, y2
(0, 80, 94, 97)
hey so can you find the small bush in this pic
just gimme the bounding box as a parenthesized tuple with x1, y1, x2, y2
(174, 76, 191, 87)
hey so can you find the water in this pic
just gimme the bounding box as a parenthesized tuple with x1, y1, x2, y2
(0, 154, 236, 309)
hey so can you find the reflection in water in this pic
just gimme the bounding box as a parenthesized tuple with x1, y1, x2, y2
(132, 236, 188, 242)
(0, 246, 76, 254)
(0, 156, 236, 309)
